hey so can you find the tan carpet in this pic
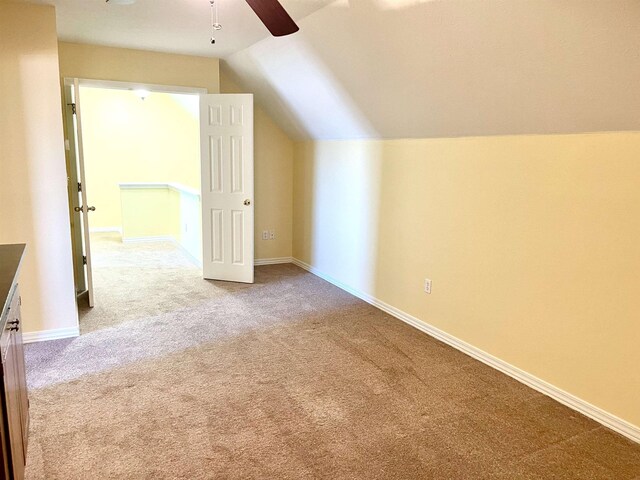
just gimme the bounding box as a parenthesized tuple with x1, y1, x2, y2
(24, 234, 640, 479)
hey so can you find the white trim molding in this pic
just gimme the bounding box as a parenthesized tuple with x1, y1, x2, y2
(254, 257, 293, 266)
(291, 257, 640, 445)
(22, 326, 80, 344)
(118, 182, 201, 198)
(64, 77, 207, 96)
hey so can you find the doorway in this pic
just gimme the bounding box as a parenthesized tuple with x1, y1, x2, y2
(63, 79, 256, 312)
(64, 81, 205, 309)
(81, 85, 202, 257)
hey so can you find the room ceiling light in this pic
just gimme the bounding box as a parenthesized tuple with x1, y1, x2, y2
(134, 89, 150, 100)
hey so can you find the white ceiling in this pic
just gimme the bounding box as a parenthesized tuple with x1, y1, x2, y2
(21, 0, 640, 140)
(23, 0, 333, 58)
(224, 0, 640, 140)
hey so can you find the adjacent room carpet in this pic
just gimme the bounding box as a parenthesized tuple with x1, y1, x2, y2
(24, 234, 640, 479)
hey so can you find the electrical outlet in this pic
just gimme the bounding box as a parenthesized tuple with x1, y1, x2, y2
(262, 230, 269, 240)
(424, 278, 432, 294)
(269, 230, 276, 240)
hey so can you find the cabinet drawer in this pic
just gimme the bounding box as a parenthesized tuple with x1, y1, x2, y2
(1, 287, 20, 363)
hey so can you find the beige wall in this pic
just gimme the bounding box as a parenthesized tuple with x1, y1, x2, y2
(58, 42, 219, 93)
(120, 188, 180, 239)
(81, 87, 200, 229)
(220, 68, 293, 260)
(293, 132, 640, 429)
(0, 3, 79, 334)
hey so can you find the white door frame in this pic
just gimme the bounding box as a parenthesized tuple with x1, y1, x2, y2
(66, 78, 207, 96)
(71, 78, 95, 307)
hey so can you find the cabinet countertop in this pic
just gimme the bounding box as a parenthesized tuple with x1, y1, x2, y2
(0, 244, 26, 320)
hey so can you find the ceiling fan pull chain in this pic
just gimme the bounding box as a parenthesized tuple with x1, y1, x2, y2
(210, 0, 222, 45)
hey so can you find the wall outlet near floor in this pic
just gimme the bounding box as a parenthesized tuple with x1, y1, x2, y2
(269, 230, 276, 240)
(424, 278, 432, 294)
(262, 230, 269, 240)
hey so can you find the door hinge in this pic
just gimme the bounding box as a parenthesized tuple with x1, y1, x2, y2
(68, 103, 76, 115)
(82, 255, 87, 265)
(78, 182, 82, 192)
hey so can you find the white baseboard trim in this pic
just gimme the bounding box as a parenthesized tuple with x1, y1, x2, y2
(254, 257, 293, 266)
(122, 235, 175, 244)
(89, 227, 122, 234)
(22, 326, 80, 344)
(291, 257, 640, 445)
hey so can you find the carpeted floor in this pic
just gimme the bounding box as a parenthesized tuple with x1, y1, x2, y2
(24, 234, 640, 479)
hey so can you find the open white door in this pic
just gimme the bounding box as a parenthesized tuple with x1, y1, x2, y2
(63, 82, 86, 297)
(200, 94, 254, 283)
(66, 79, 95, 307)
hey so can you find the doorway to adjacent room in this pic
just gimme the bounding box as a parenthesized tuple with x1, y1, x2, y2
(63, 79, 256, 311)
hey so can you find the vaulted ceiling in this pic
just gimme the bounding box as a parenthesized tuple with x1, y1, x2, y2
(27, 0, 640, 140)
(223, 0, 640, 139)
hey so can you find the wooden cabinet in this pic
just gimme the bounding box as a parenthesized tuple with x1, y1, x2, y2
(0, 245, 29, 480)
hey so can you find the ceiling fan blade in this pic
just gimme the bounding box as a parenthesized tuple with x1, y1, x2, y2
(244, 0, 300, 37)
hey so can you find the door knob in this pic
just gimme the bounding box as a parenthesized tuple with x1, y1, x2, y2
(244, 199, 251, 206)
(88, 206, 96, 211)
(74, 206, 96, 212)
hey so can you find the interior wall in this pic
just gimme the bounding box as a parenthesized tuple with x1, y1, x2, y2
(293, 132, 640, 430)
(119, 187, 179, 239)
(58, 42, 219, 93)
(117, 185, 202, 264)
(80, 87, 200, 229)
(220, 68, 293, 261)
(0, 3, 79, 335)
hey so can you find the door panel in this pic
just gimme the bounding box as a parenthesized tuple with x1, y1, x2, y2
(72, 80, 95, 307)
(63, 79, 95, 307)
(231, 210, 244, 264)
(63, 84, 87, 296)
(211, 209, 224, 263)
(200, 95, 254, 283)
(230, 136, 244, 193)
(209, 137, 223, 192)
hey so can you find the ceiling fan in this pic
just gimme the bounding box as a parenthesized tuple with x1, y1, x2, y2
(105, 0, 299, 37)
(245, 0, 299, 36)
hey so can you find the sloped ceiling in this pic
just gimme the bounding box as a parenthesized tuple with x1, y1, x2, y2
(224, 0, 640, 140)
